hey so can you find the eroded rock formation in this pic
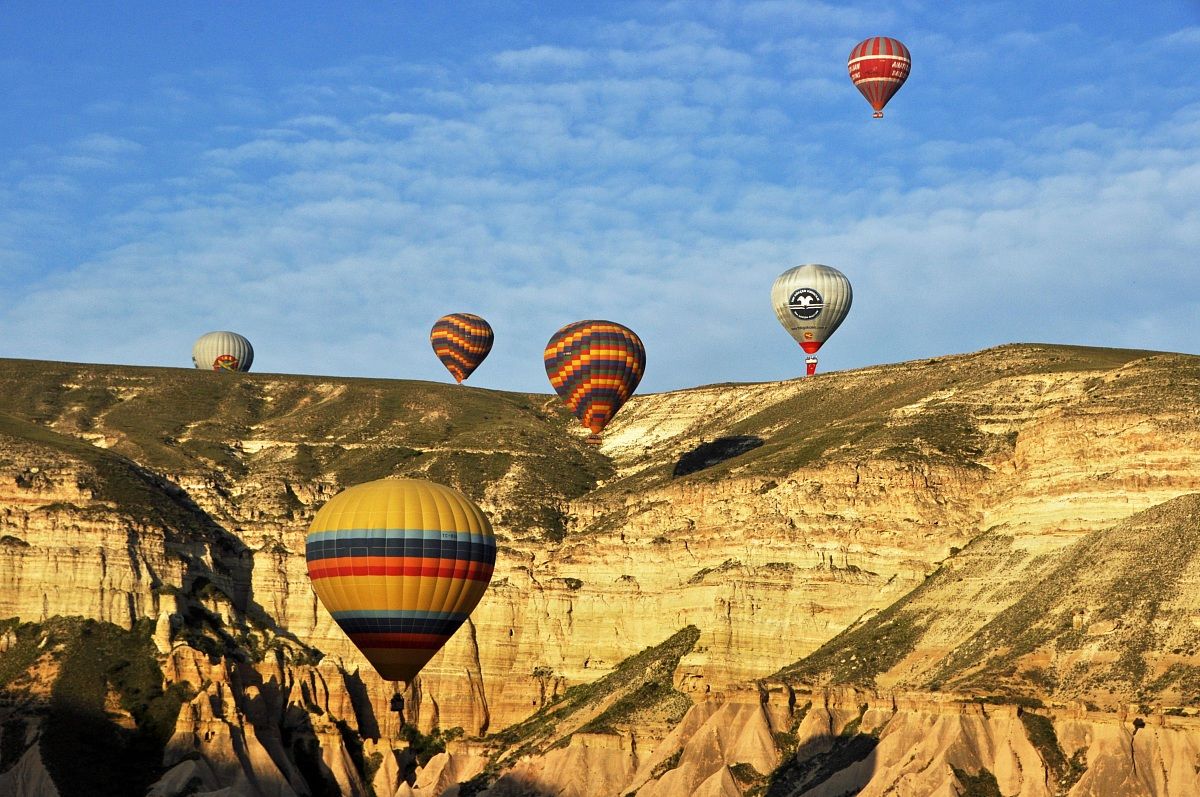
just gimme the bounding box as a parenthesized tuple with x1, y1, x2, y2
(0, 344, 1196, 795)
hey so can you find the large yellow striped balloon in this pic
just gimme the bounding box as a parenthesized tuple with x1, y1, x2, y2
(305, 478, 497, 683)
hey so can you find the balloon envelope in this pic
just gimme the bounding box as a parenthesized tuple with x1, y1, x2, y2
(544, 320, 645, 443)
(192, 331, 253, 372)
(771, 264, 853, 355)
(848, 37, 910, 118)
(430, 313, 494, 383)
(305, 478, 496, 684)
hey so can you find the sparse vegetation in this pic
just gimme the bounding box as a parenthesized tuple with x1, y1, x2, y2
(1019, 711, 1087, 792)
(688, 558, 741, 585)
(950, 765, 1003, 797)
(730, 761, 764, 784)
(650, 748, 683, 780)
(401, 724, 464, 767)
(489, 626, 700, 765)
(1, 617, 194, 797)
(775, 598, 933, 686)
(927, 494, 1200, 700)
(576, 679, 692, 735)
(771, 700, 812, 754)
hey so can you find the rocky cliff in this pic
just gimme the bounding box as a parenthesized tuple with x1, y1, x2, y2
(0, 343, 1196, 796)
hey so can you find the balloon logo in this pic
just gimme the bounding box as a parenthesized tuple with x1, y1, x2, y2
(848, 36, 910, 118)
(771, 264, 852, 376)
(192, 331, 254, 373)
(305, 478, 497, 684)
(544, 320, 646, 444)
(430, 313, 494, 384)
(788, 289, 823, 320)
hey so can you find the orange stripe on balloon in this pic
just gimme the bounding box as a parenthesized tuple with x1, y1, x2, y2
(308, 558, 495, 582)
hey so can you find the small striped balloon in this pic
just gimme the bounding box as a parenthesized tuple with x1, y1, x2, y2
(544, 320, 646, 444)
(430, 313, 494, 383)
(847, 36, 911, 118)
(192, 331, 254, 372)
(305, 478, 497, 684)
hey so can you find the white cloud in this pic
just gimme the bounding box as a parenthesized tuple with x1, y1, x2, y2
(74, 133, 143, 155)
(494, 45, 592, 72)
(1153, 26, 1200, 47)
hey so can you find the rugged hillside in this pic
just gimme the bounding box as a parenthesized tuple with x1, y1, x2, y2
(0, 343, 1196, 796)
(774, 493, 1200, 708)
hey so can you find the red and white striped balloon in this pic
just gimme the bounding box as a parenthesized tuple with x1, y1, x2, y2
(847, 37, 911, 118)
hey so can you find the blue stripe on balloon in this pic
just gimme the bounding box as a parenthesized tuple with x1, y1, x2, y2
(306, 528, 491, 544)
(305, 534, 496, 563)
(331, 611, 471, 635)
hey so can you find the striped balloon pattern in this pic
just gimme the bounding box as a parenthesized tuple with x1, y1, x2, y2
(430, 313, 494, 383)
(192, 331, 254, 372)
(544, 320, 646, 443)
(305, 478, 496, 684)
(847, 37, 911, 118)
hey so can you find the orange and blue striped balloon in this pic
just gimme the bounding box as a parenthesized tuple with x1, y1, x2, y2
(305, 478, 496, 684)
(544, 320, 646, 444)
(430, 313, 494, 383)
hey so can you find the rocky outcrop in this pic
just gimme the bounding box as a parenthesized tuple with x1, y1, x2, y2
(0, 344, 1196, 795)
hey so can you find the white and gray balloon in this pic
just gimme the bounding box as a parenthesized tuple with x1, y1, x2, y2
(192, 331, 254, 372)
(771, 264, 852, 374)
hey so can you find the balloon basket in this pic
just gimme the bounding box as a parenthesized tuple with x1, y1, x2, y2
(872, 111, 883, 118)
(390, 694, 405, 713)
(585, 434, 603, 446)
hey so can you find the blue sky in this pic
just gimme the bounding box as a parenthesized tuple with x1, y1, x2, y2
(2, 1, 1197, 392)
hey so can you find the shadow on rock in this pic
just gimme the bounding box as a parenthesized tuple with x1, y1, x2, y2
(281, 703, 344, 797)
(673, 435, 764, 477)
(765, 731, 879, 797)
(341, 668, 382, 741)
(458, 772, 563, 797)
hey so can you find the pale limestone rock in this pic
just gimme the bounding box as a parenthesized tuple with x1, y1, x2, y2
(498, 735, 636, 797)
(0, 744, 60, 797)
(400, 750, 487, 795)
(690, 766, 742, 797)
(148, 759, 222, 796)
(624, 693, 787, 797)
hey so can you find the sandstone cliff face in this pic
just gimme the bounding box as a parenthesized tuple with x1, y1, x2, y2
(413, 686, 1200, 796)
(0, 344, 1196, 796)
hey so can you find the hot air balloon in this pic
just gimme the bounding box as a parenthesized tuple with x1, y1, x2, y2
(544, 320, 645, 444)
(305, 478, 496, 686)
(192, 331, 253, 372)
(430, 313, 494, 384)
(771, 264, 852, 376)
(848, 37, 910, 118)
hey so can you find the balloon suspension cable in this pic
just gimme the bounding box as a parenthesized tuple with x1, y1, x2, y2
(873, 110, 883, 118)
